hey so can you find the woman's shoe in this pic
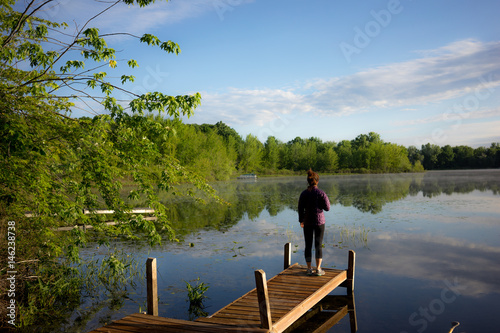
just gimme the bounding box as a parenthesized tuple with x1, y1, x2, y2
(306, 268, 314, 276)
(315, 269, 325, 276)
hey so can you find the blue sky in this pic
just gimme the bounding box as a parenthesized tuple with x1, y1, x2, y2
(45, 0, 500, 147)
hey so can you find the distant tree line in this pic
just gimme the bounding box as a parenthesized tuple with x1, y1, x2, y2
(120, 118, 500, 181)
(187, 121, 499, 179)
(408, 143, 500, 170)
(149, 120, 418, 179)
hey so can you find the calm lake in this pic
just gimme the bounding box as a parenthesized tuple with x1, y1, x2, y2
(70, 169, 500, 333)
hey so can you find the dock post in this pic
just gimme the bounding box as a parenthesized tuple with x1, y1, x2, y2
(348, 293, 358, 333)
(146, 257, 158, 316)
(284, 242, 292, 270)
(347, 250, 355, 295)
(255, 269, 272, 330)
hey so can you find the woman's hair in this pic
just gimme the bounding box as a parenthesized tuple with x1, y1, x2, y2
(307, 169, 319, 186)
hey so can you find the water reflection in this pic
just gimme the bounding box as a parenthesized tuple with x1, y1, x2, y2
(361, 232, 500, 296)
(286, 294, 357, 333)
(148, 170, 499, 333)
(77, 170, 500, 333)
(145, 170, 500, 237)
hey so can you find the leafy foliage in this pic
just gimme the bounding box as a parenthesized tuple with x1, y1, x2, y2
(411, 143, 499, 170)
(185, 277, 209, 305)
(1, 0, 497, 329)
(0, 0, 217, 328)
(157, 122, 498, 175)
(185, 277, 209, 319)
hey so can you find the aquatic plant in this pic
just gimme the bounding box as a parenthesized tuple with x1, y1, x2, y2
(185, 278, 209, 306)
(231, 241, 245, 257)
(80, 248, 142, 293)
(332, 224, 370, 249)
(185, 278, 209, 319)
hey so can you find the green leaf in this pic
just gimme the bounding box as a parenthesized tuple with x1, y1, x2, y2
(120, 75, 135, 84)
(140, 33, 160, 46)
(127, 59, 139, 68)
(160, 40, 181, 55)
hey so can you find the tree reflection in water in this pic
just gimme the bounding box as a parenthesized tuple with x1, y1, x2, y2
(126, 170, 499, 238)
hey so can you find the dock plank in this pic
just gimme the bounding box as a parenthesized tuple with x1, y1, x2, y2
(89, 313, 268, 333)
(199, 263, 348, 333)
(89, 250, 355, 333)
(272, 269, 347, 333)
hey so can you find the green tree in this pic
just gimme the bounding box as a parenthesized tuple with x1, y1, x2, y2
(175, 124, 203, 165)
(263, 136, 280, 171)
(285, 137, 306, 170)
(487, 143, 500, 168)
(438, 145, 455, 169)
(369, 141, 387, 171)
(317, 142, 339, 172)
(352, 146, 374, 170)
(196, 129, 236, 180)
(421, 143, 442, 170)
(351, 134, 377, 170)
(0, 0, 221, 327)
(238, 134, 263, 173)
(473, 146, 488, 168)
(214, 121, 243, 145)
(453, 145, 474, 168)
(303, 137, 319, 170)
(336, 140, 353, 170)
(407, 145, 424, 167)
(352, 134, 370, 150)
(367, 132, 382, 144)
(387, 144, 412, 172)
(169, 123, 236, 180)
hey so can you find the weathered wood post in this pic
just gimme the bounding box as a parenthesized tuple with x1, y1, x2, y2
(255, 269, 272, 330)
(347, 293, 358, 333)
(284, 242, 292, 270)
(347, 250, 355, 295)
(146, 257, 158, 316)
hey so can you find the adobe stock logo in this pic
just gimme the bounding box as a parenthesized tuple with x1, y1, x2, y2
(35, 0, 71, 20)
(256, 113, 297, 143)
(416, 73, 497, 147)
(213, 0, 245, 21)
(339, 0, 405, 63)
(129, 64, 170, 96)
(400, 278, 465, 333)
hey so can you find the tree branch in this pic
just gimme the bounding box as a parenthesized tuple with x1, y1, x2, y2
(17, 1, 123, 89)
(2, 0, 36, 47)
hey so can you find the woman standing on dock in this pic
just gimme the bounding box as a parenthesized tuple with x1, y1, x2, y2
(298, 169, 331, 276)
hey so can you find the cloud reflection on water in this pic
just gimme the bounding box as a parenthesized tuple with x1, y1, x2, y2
(360, 232, 500, 297)
(79, 170, 500, 332)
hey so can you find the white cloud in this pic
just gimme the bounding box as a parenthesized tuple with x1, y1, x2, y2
(195, 88, 305, 126)
(193, 39, 500, 128)
(392, 107, 500, 127)
(308, 39, 500, 115)
(48, 0, 254, 35)
(435, 120, 500, 147)
(100, 1, 212, 33)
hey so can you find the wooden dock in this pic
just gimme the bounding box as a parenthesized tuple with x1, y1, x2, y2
(89, 245, 356, 333)
(284, 294, 357, 333)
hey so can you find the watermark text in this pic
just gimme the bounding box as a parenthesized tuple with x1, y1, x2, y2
(6, 220, 17, 326)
